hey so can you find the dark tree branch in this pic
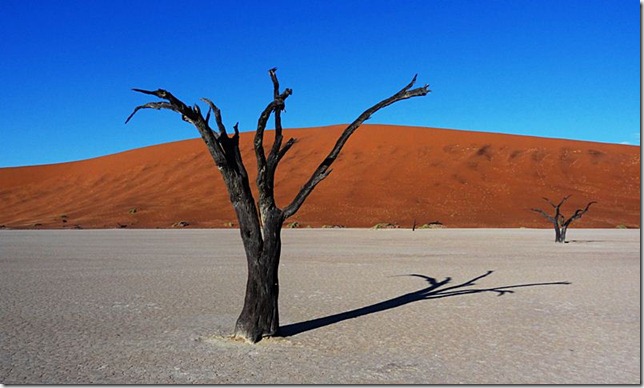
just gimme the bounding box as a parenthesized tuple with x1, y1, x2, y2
(200, 98, 228, 138)
(126, 88, 231, 167)
(531, 208, 555, 223)
(126, 89, 195, 124)
(542, 195, 570, 210)
(129, 88, 195, 121)
(557, 195, 572, 208)
(125, 101, 177, 124)
(255, 69, 293, 216)
(276, 137, 297, 164)
(564, 201, 597, 226)
(267, 108, 286, 171)
(227, 122, 251, 181)
(269, 67, 280, 98)
(283, 75, 430, 219)
(267, 67, 286, 167)
(255, 105, 273, 176)
(541, 197, 556, 208)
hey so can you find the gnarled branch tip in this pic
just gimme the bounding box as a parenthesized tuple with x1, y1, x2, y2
(132, 88, 168, 98)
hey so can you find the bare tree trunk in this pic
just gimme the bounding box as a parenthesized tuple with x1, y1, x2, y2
(554, 224, 564, 243)
(234, 208, 284, 342)
(559, 225, 568, 243)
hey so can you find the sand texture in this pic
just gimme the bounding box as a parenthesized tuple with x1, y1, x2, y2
(0, 228, 639, 384)
(0, 125, 639, 229)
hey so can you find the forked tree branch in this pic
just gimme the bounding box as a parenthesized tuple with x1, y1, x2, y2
(267, 67, 289, 168)
(282, 75, 430, 219)
(125, 88, 233, 168)
(200, 98, 228, 138)
(276, 137, 297, 164)
(542, 195, 571, 210)
(532, 196, 596, 227)
(127, 85, 265, 265)
(255, 69, 293, 210)
(535, 195, 572, 224)
(126, 73, 431, 227)
(564, 201, 597, 226)
(557, 195, 571, 208)
(530, 208, 555, 223)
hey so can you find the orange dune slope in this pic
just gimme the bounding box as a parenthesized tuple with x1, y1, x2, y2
(0, 124, 640, 229)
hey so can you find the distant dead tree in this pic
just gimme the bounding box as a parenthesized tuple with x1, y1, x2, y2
(126, 69, 430, 343)
(531, 195, 596, 243)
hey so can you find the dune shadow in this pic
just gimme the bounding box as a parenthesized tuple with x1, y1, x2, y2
(278, 270, 570, 337)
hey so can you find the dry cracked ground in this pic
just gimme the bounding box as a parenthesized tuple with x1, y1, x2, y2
(0, 228, 639, 384)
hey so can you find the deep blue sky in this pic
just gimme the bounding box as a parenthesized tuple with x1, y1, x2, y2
(0, 0, 639, 167)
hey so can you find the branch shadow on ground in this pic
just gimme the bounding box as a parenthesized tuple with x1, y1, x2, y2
(278, 270, 570, 337)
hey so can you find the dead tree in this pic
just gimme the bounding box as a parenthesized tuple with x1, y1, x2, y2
(531, 195, 596, 243)
(126, 69, 430, 342)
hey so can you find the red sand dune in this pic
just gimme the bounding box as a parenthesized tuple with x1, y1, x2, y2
(0, 124, 640, 229)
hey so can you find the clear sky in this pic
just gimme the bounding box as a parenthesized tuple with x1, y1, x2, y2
(0, 0, 639, 167)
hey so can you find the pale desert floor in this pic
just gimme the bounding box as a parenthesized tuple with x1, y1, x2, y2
(0, 228, 640, 384)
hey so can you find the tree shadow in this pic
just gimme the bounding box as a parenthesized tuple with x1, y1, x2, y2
(278, 270, 570, 337)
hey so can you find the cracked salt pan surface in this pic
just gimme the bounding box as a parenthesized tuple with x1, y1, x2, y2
(0, 228, 639, 384)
